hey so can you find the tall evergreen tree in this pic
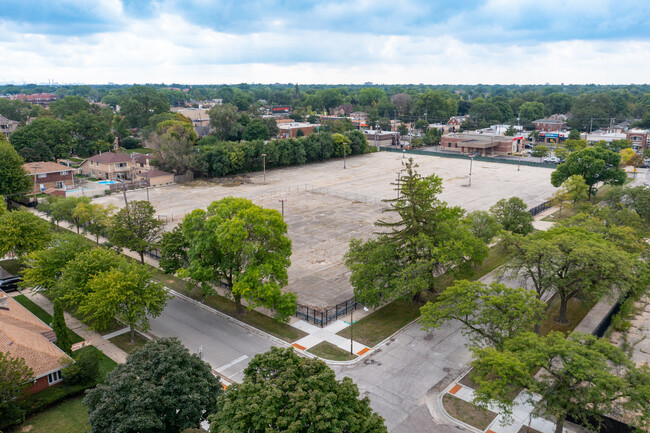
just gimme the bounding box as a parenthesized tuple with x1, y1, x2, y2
(52, 299, 72, 354)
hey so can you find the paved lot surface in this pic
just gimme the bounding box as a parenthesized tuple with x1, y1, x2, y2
(148, 296, 278, 383)
(93, 151, 557, 308)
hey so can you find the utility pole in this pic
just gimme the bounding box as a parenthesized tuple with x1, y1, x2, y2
(278, 198, 286, 219)
(350, 300, 355, 355)
(262, 153, 267, 184)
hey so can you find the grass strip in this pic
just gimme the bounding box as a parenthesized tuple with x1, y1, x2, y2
(16, 395, 89, 433)
(307, 341, 357, 361)
(109, 331, 149, 354)
(12, 295, 84, 343)
(442, 393, 497, 431)
(338, 244, 511, 347)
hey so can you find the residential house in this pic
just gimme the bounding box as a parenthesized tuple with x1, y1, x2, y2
(331, 104, 354, 116)
(446, 115, 469, 132)
(11, 93, 59, 106)
(172, 108, 211, 137)
(0, 291, 74, 394)
(23, 161, 79, 195)
(0, 114, 19, 139)
(132, 153, 153, 174)
(79, 152, 133, 180)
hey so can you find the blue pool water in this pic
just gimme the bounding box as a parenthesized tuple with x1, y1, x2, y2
(97, 180, 117, 185)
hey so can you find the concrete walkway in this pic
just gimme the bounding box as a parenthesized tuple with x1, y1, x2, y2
(12, 290, 128, 364)
(291, 319, 370, 356)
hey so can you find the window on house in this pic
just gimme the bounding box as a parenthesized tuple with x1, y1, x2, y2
(55, 181, 64, 189)
(61, 171, 69, 175)
(47, 371, 62, 385)
(92, 169, 95, 175)
(448, 143, 451, 147)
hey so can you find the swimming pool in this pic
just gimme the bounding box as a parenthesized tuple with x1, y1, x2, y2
(97, 180, 117, 185)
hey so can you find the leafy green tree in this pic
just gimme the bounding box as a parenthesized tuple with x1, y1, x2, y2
(602, 185, 650, 224)
(119, 86, 170, 128)
(52, 299, 72, 354)
(569, 93, 616, 130)
(0, 209, 51, 258)
(73, 202, 114, 244)
(158, 226, 190, 274)
(241, 118, 270, 141)
(422, 128, 442, 146)
(78, 261, 170, 344)
(470, 332, 650, 433)
(549, 174, 588, 217)
(108, 200, 163, 264)
(0, 140, 32, 199)
(146, 120, 197, 175)
(564, 139, 587, 152)
(49, 95, 91, 118)
(568, 129, 580, 140)
(0, 352, 33, 426)
(504, 125, 516, 136)
(518, 101, 545, 122)
(551, 147, 627, 198)
(180, 197, 296, 320)
(332, 133, 351, 157)
(398, 123, 408, 136)
(357, 87, 387, 106)
(210, 347, 387, 433)
(531, 145, 549, 158)
(21, 233, 92, 291)
(58, 247, 124, 308)
(501, 226, 636, 324)
(420, 280, 546, 350)
(208, 103, 244, 141)
(414, 90, 458, 120)
(47, 196, 91, 233)
(68, 110, 112, 157)
(63, 347, 100, 385)
(345, 160, 487, 307)
(9, 117, 73, 161)
(466, 210, 501, 244)
(85, 338, 222, 433)
(489, 197, 533, 235)
(414, 119, 428, 131)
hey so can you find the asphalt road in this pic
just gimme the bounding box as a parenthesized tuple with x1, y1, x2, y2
(148, 296, 278, 383)
(332, 319, 473, 433)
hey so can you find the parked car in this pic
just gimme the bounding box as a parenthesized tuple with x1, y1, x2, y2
(542, 156, 561, 164)
(0, 276, 22, 292)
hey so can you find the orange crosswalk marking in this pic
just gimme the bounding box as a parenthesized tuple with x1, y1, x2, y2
(449, 384, 462, 395)
(356, 347, 370, 356)
(292, 343, 306, 350)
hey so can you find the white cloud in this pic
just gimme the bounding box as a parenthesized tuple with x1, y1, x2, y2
(0, 10, 648, 85)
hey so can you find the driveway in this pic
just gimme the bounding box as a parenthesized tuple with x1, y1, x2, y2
(148, 296, 279, 383)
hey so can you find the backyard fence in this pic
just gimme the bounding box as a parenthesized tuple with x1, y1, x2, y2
(296, 298, 359, 327)
(528, 200, 552, 216)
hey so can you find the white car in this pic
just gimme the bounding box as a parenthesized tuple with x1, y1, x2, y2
(542, 156, 561, 164)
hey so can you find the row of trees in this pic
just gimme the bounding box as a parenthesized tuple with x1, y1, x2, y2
(344, 158, 649, 432)
(84, 340, 387, 433)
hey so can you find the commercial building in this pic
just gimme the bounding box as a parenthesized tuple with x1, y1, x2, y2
(278, 122, 318, 138)
(626, 128, 650, 152)
(0, 291, 74, 394)
(440, 133, 525, 156)
(23, 161, 79, 195)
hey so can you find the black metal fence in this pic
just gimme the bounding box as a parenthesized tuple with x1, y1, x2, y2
(296, 298, 359, 327)
(528, 200, 552, 216)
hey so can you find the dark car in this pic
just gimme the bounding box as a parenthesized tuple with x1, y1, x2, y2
(0, 276, 22, 292)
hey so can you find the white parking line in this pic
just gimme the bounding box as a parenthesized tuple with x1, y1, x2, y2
(217, 355, 248, 372)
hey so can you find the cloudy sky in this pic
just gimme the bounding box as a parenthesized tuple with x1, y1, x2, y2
(1, 0, 648, 85)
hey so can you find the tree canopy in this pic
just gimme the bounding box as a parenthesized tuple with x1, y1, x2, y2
(489, 197, 533, 236)
(210, 347, 387, 433)
(345, 159, 487, 307)
(0, 209, 51, 258)
(85, 338, 222, 433)
(551, 147, 627, 197)
(0, 140, 32, 199)
(108, 200, 163, 264)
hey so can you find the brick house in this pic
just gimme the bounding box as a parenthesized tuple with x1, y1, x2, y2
(79, 152, 133, 180)
(447, 115, 469, 131)
(278, 122, 318, 138)
(440, 133, 525, 156)
(0, 114, 19, 139)
(23, 161, 79, 195)
(532, 117, 567, 133)
(0, 291, 73, 394)
(626, 128, 650, 152)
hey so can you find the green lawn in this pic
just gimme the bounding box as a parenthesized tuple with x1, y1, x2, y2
(442, 394, 497, 431)
(109, 331, 149, 354)
(540, 296, 596, 336)
(12, 396, 89, 433)
(338, 244, 511, 347)
(12, 295, 84, 343)
(0, 258, 23, 275)
(307, 341, 357, 361)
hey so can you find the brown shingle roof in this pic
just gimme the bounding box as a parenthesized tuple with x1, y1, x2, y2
(23, 162, 77, 175)
(86, 152, 132, 164)
(0, 292, 73, 378)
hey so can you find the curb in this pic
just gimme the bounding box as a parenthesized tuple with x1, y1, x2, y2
(165, 288, 291, 349)
(437, 379, 484, 433)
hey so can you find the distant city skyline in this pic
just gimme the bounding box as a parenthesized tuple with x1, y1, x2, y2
(1, 0, 648, 85)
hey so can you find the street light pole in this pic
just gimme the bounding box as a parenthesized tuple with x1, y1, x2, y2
(261, 153, 267, 184)
(343, 145, 347, 169)
(469, 154, 474, 187)
(278, 198, 286, 219)
(350, 299, 355, 355)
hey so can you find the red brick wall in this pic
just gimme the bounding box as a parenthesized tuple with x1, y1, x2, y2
(24, 376, 60, 395)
